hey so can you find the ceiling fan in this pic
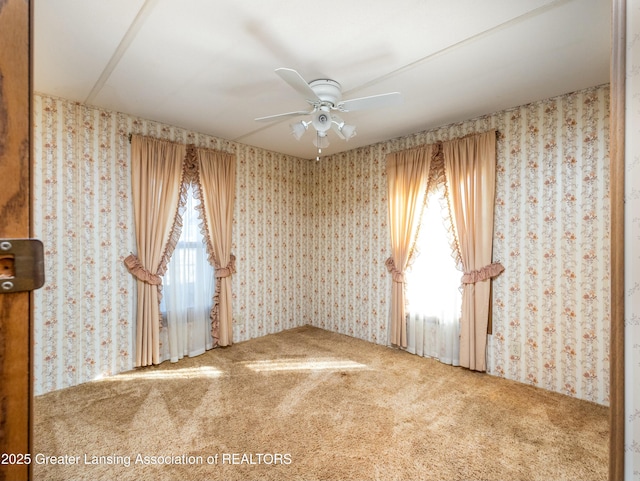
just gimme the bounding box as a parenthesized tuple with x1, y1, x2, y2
(255, 68, 402, 158)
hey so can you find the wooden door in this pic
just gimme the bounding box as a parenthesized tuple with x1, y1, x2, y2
(0, 1, 31, 480)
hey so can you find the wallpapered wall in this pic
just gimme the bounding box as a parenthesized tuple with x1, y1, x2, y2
(33, 96, 135, 394)
(312, 85, 610, 405)
(32, 95, 311, 394)
(32, 84, 610, 406)
(626, 2, 640, 477)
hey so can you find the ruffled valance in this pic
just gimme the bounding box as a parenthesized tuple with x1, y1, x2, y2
(385, 257, 405, 283)
(461, 262, 504, 284)
(124, 254, 162, 285)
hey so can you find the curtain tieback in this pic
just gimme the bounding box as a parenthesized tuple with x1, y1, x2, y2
(123, 254, 162, 285)
(385, 257, 405, 283)
(461, 262, 505, 284)
(215, 254, 236, 278)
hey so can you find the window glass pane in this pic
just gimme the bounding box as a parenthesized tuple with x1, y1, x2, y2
(405, 188, 461, 319)
(159, 184, 215, 362)
(161, 185, 213, 311)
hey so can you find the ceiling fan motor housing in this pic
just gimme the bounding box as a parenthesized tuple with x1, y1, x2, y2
(309, 79, 342, 107)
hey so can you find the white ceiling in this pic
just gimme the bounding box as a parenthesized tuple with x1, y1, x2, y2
(34, 0, 610, 160)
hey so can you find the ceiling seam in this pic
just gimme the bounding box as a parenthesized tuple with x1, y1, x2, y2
(84, 0, 160, 105)
(342, 0, 572, 97)
(233, 0, 571, 144)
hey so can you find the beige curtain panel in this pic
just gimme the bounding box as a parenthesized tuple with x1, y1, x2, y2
(385, 145, 434, 347)
(196, 148, 237, 347)
(443, 131, 503, 372)
(125, 135, 186, 367)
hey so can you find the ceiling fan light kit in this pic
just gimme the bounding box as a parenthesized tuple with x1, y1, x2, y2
(290, 121, 310, 140)
(256, 68, 402, 158)
(334, 119, 357, 140)
(313, 131, 330, 149)
(311, 106, 333, 132)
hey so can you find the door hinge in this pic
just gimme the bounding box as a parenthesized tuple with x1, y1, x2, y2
(0, 239, 45, 293)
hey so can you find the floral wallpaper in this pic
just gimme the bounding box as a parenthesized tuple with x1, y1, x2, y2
(626, 2, 640, 477)
(489, 87, 610, 405)
(32, 94, 311, 395)
(308, 145, 391, 345)
(312, 84, 611, 405)
(233, 146, 313, 339)
(33, 84, 610, 407)
(32, 96, 135, 395)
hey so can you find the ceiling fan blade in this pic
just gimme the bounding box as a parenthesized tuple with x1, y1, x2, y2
(338, 92, 402, 112)
(275, 68, 320, 102)
(254, 110, 312, 122)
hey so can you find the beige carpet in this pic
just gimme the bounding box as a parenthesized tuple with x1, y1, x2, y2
(33, 326, 608, 481)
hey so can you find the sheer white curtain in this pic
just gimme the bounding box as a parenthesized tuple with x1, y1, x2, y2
(405, 186, 461, 366)
(160, 184, 215, 362)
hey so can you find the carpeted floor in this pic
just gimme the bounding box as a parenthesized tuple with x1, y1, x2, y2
(33, 325, 609, 481)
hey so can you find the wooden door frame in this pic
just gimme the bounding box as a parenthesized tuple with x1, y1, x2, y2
(0, 0, 32, 480)
(610, 0, 626, 480)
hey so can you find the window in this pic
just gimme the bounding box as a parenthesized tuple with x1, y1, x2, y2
(160, 184, 216, 362)
(405, 185, 461, 365)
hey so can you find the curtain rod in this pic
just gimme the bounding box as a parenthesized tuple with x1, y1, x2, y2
(127, 133, 235, 157)
(441, 129, 501, 143)
(389, 130, 500, 157)
(127, 132, 193, 145)
(128, 130, 501, 148)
